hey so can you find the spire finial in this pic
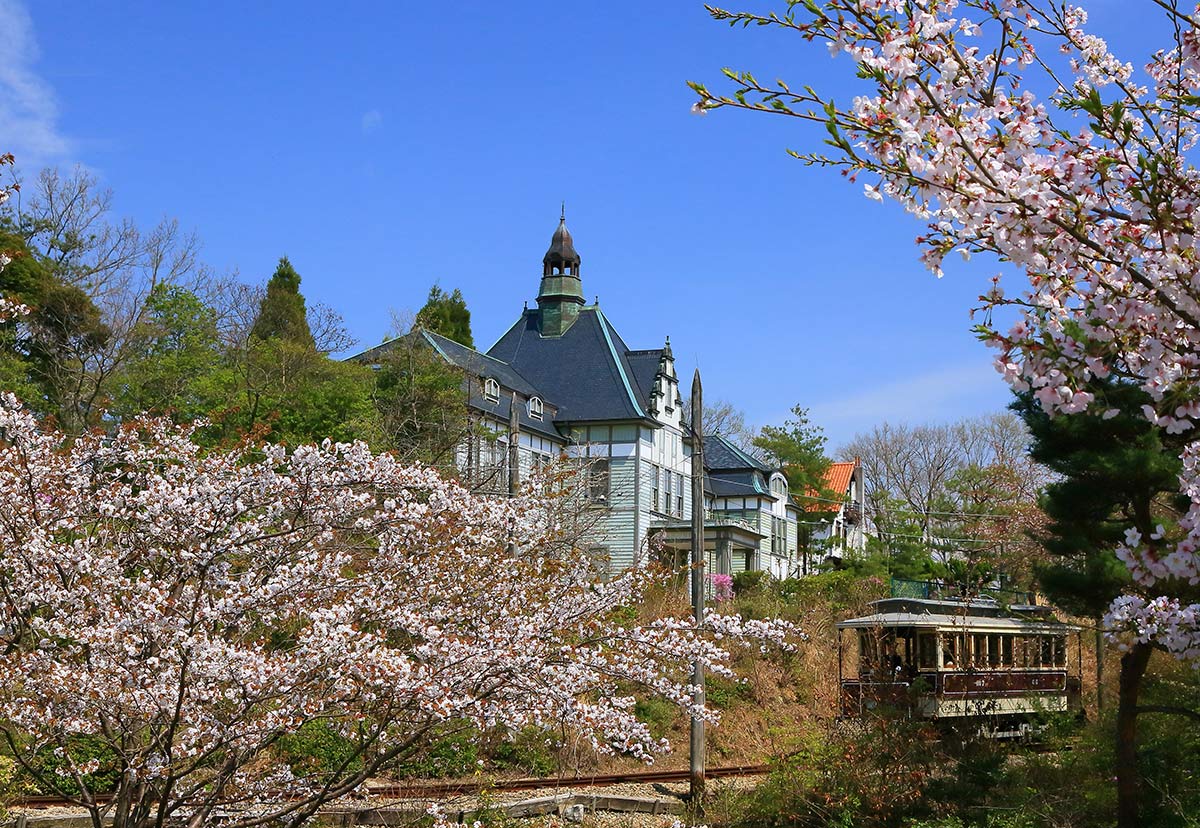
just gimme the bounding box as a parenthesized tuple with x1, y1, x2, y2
(560, 201, 565, 221)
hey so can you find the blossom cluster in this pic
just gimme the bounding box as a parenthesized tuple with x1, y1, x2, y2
(696, 0, 1200, 657)
(0, 394, 794, 826)
(709, 573, 735, 603)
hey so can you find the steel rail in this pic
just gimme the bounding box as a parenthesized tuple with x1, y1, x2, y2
(11, 764, 772, 809)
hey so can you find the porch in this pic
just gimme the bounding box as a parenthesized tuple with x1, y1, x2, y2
(649, 514, 765, 575)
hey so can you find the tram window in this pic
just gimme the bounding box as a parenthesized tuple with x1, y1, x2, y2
(1054, 635, 1067, 667)
(918, 634, 937, 669)
(1000, 635, 1014, 667)
(972, 633, 988, 667)
(859, 632, 877, 674)
(942, 634, 963, 669)
(1017, 635, 1035, 667)
(1040, 636, 1054, 667)
(987, 634, 1002, 667)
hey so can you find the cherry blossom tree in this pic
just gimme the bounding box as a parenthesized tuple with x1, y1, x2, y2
(691, 2, 1200, 822)
(0, 152, 16, 273)
(0, 395, 792, 828)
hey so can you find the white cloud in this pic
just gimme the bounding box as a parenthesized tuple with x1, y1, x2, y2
(361, 109, 382, 134)
(807, 361, 1011, 448)
(0, 0, 71, 167)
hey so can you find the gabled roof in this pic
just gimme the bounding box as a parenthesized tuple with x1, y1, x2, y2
(797, 459, 860, 513)
(824, 460, 859, 495)
(625, 350, 666, 413)
(348, 329, 563, 440)
(486, 307, 650, 423)
(703, 434, 774, 473)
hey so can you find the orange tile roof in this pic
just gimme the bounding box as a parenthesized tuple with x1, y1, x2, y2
(796, 459, 859, 512)
(823, 461, 858, 496)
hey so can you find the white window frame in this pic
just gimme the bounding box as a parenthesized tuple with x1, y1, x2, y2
(528, 396, 544, 421)
(483, 377, 500, 403)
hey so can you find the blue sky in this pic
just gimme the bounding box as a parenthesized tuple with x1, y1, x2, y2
(0, 0, 1142, 449)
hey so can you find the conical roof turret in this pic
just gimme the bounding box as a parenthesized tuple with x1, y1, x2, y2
(536, 208, 585, 336)
(542, 207, 581, 274)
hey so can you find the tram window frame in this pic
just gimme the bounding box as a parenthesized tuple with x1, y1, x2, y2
(1000, 634, 1014, 667)
(918, 633, 938, 669)
(971, 633, 988, 667)
(987, 633, 1002, 667)
(1040, 636, 1054, 668)
(1054, 635, 1067, 667)
(858, 631, 875, 676)
(941, 633, 964, 670)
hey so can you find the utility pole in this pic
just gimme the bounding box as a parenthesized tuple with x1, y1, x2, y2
(508, 393, 521, 496)
(689, 369, 706, 813)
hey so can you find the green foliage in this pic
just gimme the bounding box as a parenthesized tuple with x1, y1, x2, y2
(413, 285, 474, 348)
(250, 256, 315, 347)
(277, 721, 363, 779)
(0, 227, 111, 428)
(733, 569, 769, 596)
(394, 728, 480, 779)
(634, 697, 678, 740)
(1011, 382, 1184, 618)
(719, 717, 940, 828)
(113, 284, 223, 421)
(707, 675, 754, 709)
(753, 404, 832, 500)
(777, 569, 888, 614)
(488, 728, 557, 776)
(203, 336, 377, 448)
(24, 735, 121, 797)
(370, 335, 467, 464)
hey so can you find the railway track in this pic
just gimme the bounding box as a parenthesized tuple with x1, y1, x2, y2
(12, 764, 772, 809)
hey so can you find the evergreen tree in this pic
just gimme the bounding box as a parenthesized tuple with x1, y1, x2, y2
(1013, 381, 1199, 822)
(413, 286, 474, 348)
(0, 228, 112, 429)
(250, 257, 315, 347)
(753, 405, 832, 499)
(113, 284, 225, 422)
(1011, 382, 1181, 619)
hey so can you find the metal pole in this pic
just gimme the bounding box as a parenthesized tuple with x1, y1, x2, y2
(689, 369, 706, 811)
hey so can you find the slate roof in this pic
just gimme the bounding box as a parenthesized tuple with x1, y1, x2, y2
(706, 470, 769, 498)
(487, 307, 651, 423)
(348, 330, 563, 440)
(625, 350, 667, 413)
(703, 434, 774, 473)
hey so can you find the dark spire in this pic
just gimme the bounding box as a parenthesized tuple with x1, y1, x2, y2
(543, 216, 581, 275)
(537, 210, 585, 337)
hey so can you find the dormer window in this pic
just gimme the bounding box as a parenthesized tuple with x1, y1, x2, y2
(483, 377, 500, 403)
(528, 396, 544, 421)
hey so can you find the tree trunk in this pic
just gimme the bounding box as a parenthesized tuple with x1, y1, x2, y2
(1095, 622, 1104, 714)
(1116, 642, 1152, 828)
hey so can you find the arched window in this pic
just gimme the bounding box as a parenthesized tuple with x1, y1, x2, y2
(528, 396, 544, 421)
(483, 377, 500, 403)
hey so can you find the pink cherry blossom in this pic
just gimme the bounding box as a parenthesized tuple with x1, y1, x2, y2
(694, 0, 1200, 658)
(0, 395, 796, 827)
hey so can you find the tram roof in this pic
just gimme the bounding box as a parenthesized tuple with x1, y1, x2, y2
(835, 612, 1079, 634)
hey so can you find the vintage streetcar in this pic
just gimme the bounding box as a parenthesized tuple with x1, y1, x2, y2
(837, 585, 1083, 738)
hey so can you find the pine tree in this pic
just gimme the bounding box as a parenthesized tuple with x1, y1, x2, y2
(1013, 381, 1198, 823)
(413, 286, 474, 348)
(250, 257, 315, 347)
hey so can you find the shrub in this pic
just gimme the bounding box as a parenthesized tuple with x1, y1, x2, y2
(733, 569, 769, 596)
(635, 697, 679, 740)
(489, 727, 557, 777)
(277, 721, 363, 779)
